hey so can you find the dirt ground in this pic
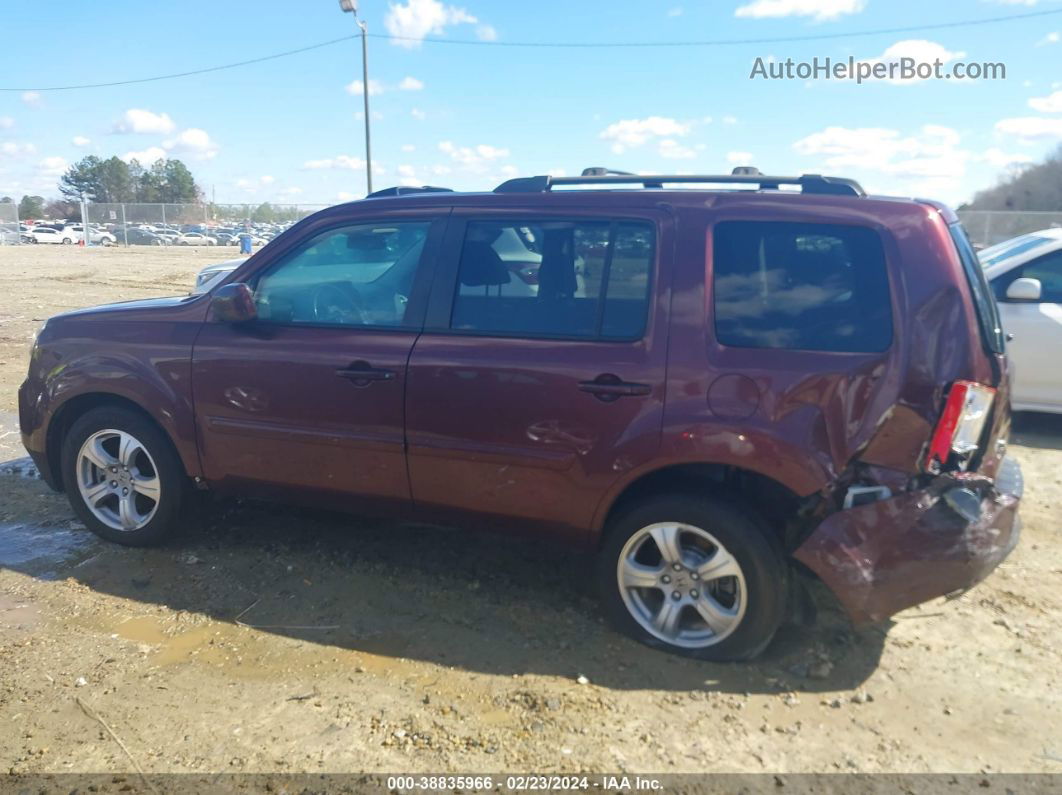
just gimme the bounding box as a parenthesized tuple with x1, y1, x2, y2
(1, 245, 1060, 777)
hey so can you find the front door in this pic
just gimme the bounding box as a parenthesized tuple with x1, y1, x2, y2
(192, 216, 446, 508)
(992, 249, 1062, 411)
(404, 210, 671, 537)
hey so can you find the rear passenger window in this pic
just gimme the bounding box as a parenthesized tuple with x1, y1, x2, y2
(451, 220, 654, 339)
(712, 221, 892, 352)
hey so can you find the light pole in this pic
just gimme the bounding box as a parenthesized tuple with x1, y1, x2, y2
(340, 0, 373, 194)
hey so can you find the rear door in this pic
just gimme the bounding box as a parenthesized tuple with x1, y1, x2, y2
(192, 212, 447, 509)
(404, 208, 672, 538)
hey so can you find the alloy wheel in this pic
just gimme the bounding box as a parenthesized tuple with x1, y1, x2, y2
(616, 522, 747, 648)
(76, 429, 162, 532)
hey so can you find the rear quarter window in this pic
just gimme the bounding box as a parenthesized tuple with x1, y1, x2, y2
(712, 221, 892, 353)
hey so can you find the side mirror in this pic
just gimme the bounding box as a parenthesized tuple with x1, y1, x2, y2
(211, 283, 257, 323)
(1005, 277, 1042, 302)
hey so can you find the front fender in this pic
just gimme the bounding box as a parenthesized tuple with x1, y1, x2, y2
(24, 342, 200, 485)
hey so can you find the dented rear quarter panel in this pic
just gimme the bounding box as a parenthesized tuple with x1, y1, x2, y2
(652, 196, 1001, 500)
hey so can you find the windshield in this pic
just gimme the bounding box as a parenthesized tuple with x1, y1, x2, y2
(978, 234, 1055, 268)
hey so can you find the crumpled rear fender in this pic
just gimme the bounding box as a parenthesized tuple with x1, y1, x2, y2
(793, 459, 1022, 624)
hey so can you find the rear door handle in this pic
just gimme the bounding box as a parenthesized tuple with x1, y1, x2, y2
(578, 375, 652, 402)
(335, 361, 396, 386)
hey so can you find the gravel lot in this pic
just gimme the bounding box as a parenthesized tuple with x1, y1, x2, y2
(1, 245, 1060, 776)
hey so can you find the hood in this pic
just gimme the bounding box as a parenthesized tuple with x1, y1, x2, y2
(53, 295, 198, 321)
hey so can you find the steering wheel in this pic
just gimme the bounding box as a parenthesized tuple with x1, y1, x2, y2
(311, 283, 368, 325)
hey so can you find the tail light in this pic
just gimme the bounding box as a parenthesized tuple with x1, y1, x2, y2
(924, 380, 996, 474)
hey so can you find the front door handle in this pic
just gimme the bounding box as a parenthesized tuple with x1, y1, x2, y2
(578, 374, 652, 402)
(335, 360, 396, 387)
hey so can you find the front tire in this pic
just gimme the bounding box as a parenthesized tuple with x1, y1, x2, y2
(61, 407, 185, 546)
(597, 494, 787, 661)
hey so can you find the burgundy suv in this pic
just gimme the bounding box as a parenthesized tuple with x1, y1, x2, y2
(19, 170, 1022, 661)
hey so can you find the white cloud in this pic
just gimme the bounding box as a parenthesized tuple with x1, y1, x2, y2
(667, 7, 684, 17)
(1, 141, 35, 157)
(854, 40, 965, 85)
(260, 175, 275, 185)
(279, 186, 303, 196)
(980, 148, 1034, 170)
(163, 128, 219, 160)
(722, 115, 738, 124)
(658, 139, 696, 159)
(1037, 31, 1059, 46)
(304, 155, 367, 170)
(0, 117, 13, 129)
(547, 168, 567, 177)
(346, 79, 385, 96)
(21, 92, 41, 107)
(71, 136, 91, 147)
(726, 151, 755, 165)
(397, 164, 417, 178)
(793, 124, 969, 179)
(398, 76, 424, 91)
(38, 156, 68, 177)
(113, 109, 177, 135)
(430, 164, 452, 175)
(401, 144, 416, 152)
(411, 108, 427, 120)
(599, 116, 692, 154)
(794, 124, 979, 203)
(384, 0, 483, 48)
(337, 191, 357, 201)
(735, 0, 865, 21)
(121, 146, 167, 164)
(994, 116, 1062, 141)
(438, 141, 510, 170)
(476, 24, 497, 41)
(1028, 90, 1062, 113)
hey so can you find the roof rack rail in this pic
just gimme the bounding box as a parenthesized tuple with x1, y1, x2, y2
(494, 171, 865, 197)
(365, 185, 454, 199)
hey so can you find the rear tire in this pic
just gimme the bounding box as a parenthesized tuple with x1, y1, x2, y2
(597, 493, 787, 661)
(61, 407, 185, 547)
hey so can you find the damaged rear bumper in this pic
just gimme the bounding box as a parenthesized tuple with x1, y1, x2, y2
(793, 458, 1022, 624)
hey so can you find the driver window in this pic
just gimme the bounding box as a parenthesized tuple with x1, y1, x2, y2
(254, 221, 431, 327)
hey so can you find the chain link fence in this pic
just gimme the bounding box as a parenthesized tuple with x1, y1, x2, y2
(957, 211, 1062, 248)
(0, 201, 19, 245)
(3, 203, 1061, 249)
(77, 203, 331, 247)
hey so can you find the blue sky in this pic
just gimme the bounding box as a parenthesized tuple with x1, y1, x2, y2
(2, 0, 1062, 207)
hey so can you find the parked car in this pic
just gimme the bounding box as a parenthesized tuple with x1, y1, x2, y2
(19, 170, 1022, 662)
(61, 225, 117, 246)
(176, 232, 217, 246)
(190, 257, 249, 295)
(151, 229, 179, 245)
(118, 228, 164, 246)
(27, 226, 64, 244)
(979, 228, 1062, 414)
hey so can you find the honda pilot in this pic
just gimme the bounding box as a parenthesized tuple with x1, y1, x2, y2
(19, 169, 1023, 661)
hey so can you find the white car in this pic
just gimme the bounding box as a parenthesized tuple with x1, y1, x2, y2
(28, 226, 64, 244)
(979, 228, 1062, 414)
(190, 257, 249, 295)
(176, 232, 217, 246)
(60, 225, 116, 245)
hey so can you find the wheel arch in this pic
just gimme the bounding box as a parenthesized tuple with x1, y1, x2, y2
(46, 392, 190, 492)
(593, 461, 812, 551)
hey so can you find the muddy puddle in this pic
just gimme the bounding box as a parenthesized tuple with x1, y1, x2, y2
(0, 520, 98, 573)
